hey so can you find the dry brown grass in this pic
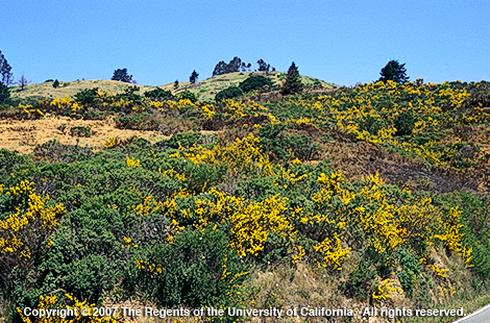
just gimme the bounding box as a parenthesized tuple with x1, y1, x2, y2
(0, 116, 167, 153)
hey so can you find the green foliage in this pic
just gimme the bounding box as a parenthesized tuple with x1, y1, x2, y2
(177, 90, 198, 102)
(281, 62, 303, 95)
(74, 88, 99, 106)
(437, 193, 490, 280)
(111, 68, 133, 83)
(215, 86, 243, 101)
(213, 57, 251, 76)
(115, 112, 160, 130)
(52, 79, 60, 88)
(397, 249, 421, 297)
(160, 131, 216, 149)
(0, 82, 9, 103)
(379, 60, 409, 84)
(342, 256, 377, 299)
(257, 59, 272, 72)
(0, 49, 14, 85)
(259, 123, 318, 161)
(239, 75, 273, 93)
(143, 87, 173, 100)
(129, 228, 247, 307)
(394, 110, 415, 136)
(189, 70, 199, 84)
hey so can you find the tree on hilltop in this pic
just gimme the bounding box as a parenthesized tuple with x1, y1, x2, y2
(18, 74, 30, 91)
(189, 70, 199, 84)
(212, 57, 251, 76)
(111, 68, 133, 83)
(379, 60, 409, 84)
(0, 50, 14, 85)
(257, 59, 272, 73)
(281, 62, 303, 95)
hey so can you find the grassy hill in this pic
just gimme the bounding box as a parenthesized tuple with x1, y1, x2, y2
(10, 79, 156, 99)
(164, 71, 335, 100)
(11, 72, 334, 101)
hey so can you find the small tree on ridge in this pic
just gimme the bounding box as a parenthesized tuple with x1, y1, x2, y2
(379, 60, 409, 84)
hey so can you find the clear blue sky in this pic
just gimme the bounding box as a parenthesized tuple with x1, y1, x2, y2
(2, 0, 489, 85)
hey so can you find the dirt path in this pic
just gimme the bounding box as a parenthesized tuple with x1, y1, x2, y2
(0, 117, 167, 153)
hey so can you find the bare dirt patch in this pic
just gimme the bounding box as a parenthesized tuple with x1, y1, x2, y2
(0, 117, 167, 154)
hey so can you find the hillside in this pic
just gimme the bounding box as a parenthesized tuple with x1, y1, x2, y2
(10, 72, 333, 101)
(0, 77, 489, 322)
(163, 72, 334, 100)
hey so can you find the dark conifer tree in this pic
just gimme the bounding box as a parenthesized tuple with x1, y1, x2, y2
(379, 60, 409, 84)
(0, 50, 13, 85)
(189, 70, 199, 84)
(281, 62, 303, 95)
(111, 68, 133, 83)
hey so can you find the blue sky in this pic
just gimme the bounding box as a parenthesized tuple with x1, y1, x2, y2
(2, 0, 489, 85)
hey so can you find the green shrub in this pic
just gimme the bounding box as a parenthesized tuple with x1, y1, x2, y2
(177, 90, 198, 103)
(215, 86, 243, 101)
(394, 111, 415, 136)
(342, 257, 377, 299)
(129, 228, 247, 307)
(144, 87, 174, 101)
(259, 124, 319, 161)
(74, 88, 99, 106)
(397, 249, 421, 297)
(115, 112, 160, 130)
(239, 75, 272, 93)
(0, 82, 10, 103)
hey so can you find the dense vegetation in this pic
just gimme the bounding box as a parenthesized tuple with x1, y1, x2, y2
(0, 72, 489, 322)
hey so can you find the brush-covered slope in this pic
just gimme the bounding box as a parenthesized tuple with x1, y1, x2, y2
(0, 78, 489, 322)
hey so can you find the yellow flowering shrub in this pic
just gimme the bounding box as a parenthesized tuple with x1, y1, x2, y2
(313, 233, 351, 270)
(229, 195, 292, 257)
(434, 207, 473, 267)
(0, 180, 64, 258)
(372, 278, 404, 301)
(181, 134, 274, 176)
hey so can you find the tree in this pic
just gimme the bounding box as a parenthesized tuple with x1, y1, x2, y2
(257, 59, 271, 72)
(212, 57, 251, 76)
(189, 70, 199, 84)
(0, 82, 9, 103)
(0, 50, 13, 85)
(212, 61, 228, 76)
(174, 80, 179, 90)
(53, 79, 60, 88)
(111, 68, 133, 83)
(281, 62, 303, 95)
(18, 74, 30, 91)
(379, 60, 409, 84)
